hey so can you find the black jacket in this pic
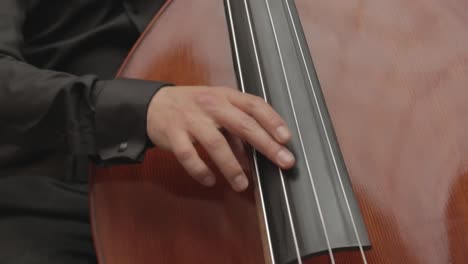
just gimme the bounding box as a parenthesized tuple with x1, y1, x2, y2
(0, 0, 168, 180)
(0, 1, 167, 263)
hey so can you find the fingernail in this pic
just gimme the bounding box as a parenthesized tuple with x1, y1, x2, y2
(276, 126, 290, 141)
(202, 176, 216, 186)
(277, 149, 295, 167)
(233, 174, 249, 191)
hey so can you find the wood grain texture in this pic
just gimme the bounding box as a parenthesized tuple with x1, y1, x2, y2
(297, 0, 468, 263)
(90, 1, 266, 264)
(90, 0, 468, 263)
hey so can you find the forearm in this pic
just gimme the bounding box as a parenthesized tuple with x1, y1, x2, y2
(0, 54, 167, 164)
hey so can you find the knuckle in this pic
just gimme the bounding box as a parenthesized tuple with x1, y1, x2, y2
(195, 92, 220, 109)
(265, 139, 282, 156)
(219, 86, 234, 92)
(246, 96, 283, 127)
(246, 95, 264, 109)
(222, 86, 239, 97)
(253, 95, 267, 105)
(190, 165, 209, 179)
(267, 114, 283, 127)
(174, 147, 194, 162)
(185, 115, 200, 128)
(225, 166, 244, 181)
(206, 135, 226, 149)
(238, 117, 257, 135)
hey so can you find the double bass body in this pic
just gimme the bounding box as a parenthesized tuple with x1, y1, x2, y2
(90, 0, 468, 263)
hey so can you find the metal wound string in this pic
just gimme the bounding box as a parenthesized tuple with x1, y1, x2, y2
(264, 0, 335, 263)
(242, 0, 304, 262)
(226, 1, 288, 263)
(283, 0, 367, 263)
(243, 0, 302, 262)
(242, 0, 283, 261)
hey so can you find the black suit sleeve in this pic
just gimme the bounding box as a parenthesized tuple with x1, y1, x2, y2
(0, 0, 166, 164)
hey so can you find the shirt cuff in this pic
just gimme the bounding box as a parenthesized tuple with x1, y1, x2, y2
(94, 78, 171, 164)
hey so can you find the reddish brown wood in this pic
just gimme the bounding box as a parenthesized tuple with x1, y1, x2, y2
(90, 0, 468, 263)
(90, 1, 266, 264)
(298, 0, 468, 263)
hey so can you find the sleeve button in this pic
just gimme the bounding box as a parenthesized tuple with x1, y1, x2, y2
(118, 142, 128, 152)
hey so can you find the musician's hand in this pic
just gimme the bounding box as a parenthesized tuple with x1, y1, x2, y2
(146, 86, 295, 192)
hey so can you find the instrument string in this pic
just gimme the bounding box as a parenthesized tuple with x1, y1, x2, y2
(227, 1, 285, 263)
(264, 0, 335, 263)
(241, 1, 277, 261)
(244, 0, 302, 261)
(283, 0, 367, 263)
(241, 0, 303, 262)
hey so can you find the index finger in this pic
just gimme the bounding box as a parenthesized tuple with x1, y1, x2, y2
(229, 93, 292, 144)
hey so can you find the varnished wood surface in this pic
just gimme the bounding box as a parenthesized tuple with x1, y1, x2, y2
(297, 0, 468, 263)
(90, 1, 266, 264)
(91, 0, 468, 263)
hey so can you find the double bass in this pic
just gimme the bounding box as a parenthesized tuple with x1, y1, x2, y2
(90, 0, 468, 263)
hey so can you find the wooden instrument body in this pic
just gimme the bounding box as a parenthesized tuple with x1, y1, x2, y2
(90, 0, 468, 263)
(91, 1, 266, 263)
